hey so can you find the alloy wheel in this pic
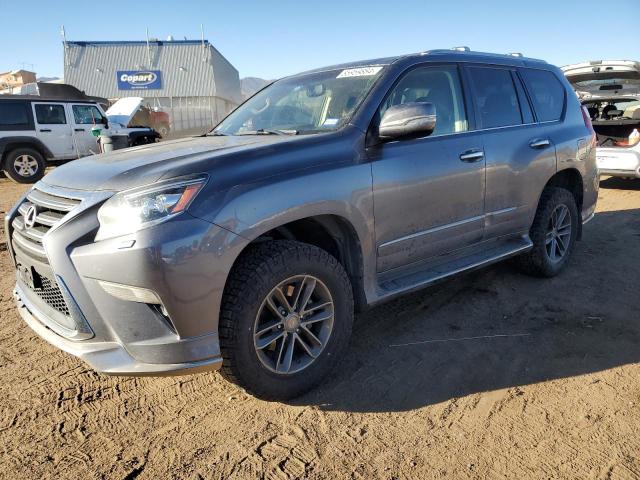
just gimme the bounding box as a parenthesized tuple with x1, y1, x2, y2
(13, 155, 39, 178)
(253, 275, 334, 375)
(545, 204, 571, 262)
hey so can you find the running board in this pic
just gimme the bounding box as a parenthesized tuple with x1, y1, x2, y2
(378, 236, 533, 299)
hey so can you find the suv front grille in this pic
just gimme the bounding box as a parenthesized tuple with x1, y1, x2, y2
(23, 275, 70, 316)
(11, 187, 81, 263)
(10, 185, 97, 339)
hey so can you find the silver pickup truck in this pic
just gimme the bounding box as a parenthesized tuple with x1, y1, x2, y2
(6, 48, 598, 400)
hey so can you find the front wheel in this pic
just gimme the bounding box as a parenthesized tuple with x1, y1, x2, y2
(219, 240, 354, 400)
(515, 187, 579, 277)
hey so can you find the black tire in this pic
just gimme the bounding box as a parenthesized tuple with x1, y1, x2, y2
(219, 240, 354, 400)
(515, 187, 579, 277)
(3, 147, 46, 184)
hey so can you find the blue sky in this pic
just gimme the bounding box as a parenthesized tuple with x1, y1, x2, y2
(1, 0, 637, 79)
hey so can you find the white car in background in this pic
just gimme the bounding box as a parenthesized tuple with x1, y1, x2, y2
(562, 60, 640, 178)
(0, 96, 160, 183)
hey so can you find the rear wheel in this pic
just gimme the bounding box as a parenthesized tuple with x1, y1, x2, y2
(219, 240, 354, 400)
(3, 148, 45, 184)
(515, 187, 579, 277)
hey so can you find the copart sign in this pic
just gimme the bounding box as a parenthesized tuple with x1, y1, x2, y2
(117, 71, 162, 90)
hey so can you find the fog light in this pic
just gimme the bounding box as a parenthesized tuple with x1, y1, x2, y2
(98, 280, 162, 304)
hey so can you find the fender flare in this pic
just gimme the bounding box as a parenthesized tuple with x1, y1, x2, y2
(0, 136, 54, 162)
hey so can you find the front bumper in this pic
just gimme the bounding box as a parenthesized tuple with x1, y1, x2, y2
(14, 283, 221, 375)
(598, 167, 640, 178)
(596, 148, 640, 178)
(7, 182, 244, 376)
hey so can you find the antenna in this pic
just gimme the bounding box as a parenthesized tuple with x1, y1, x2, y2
(201, 24, 206, 62)
(203, 24, 217, 109)
(146, 28, 152, 68)
(61, 25, 68, 67)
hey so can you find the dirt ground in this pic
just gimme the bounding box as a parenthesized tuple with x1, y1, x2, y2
(0, 174, 639, 479)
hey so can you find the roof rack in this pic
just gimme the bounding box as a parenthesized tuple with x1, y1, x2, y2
(420, 48, 546, 63)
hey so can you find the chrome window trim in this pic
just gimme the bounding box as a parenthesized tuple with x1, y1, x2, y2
(387, 119, 560, 144)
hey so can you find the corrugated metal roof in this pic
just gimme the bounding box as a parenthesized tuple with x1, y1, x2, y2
(67, 40, 206, 46)
(64, 40, 241, 103)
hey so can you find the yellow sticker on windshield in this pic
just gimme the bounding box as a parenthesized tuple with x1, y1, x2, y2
(336, 66, 383, 78)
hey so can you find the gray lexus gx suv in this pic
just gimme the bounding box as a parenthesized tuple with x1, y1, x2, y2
(6, 49, 598, 400)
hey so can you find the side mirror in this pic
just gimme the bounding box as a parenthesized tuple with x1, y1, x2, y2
(378, 102, 436, 141)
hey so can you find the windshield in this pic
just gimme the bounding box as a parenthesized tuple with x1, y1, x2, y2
(213, 66, 386, 135)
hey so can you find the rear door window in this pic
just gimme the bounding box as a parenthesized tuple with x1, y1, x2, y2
(513, 74, 535, 124)
(520, 69, 565, 122)
(0, 102, 30, 129)
(34, 104, 67, 124)
(467, 67, 523, 129)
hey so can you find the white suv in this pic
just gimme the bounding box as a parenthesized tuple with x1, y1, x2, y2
(0, 96, 159, 183)
(563, 60, 640, 178)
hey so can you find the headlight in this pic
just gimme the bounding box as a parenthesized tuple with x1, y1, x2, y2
(95, 176, 207, 241)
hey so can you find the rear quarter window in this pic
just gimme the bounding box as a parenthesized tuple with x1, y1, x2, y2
(467, 67, 523, 129)
(520, 69, 566, 122)
(0, 102, 31, 130)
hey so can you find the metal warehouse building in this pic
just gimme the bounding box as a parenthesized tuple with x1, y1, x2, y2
(64, 39, 241, 135)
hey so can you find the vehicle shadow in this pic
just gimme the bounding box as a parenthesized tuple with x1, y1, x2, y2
(292, 206, 640, 413)
(600, 177, 640, 191)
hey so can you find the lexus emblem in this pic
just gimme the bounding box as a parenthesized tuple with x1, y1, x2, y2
(24, 205, 38, 229)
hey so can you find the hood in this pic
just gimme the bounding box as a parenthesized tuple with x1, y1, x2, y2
(105, 97, 144, 127)
(562, 60, 640, 99)
(41, 135, 300, 192)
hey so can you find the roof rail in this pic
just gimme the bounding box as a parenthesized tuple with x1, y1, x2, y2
(420, 48, 546, 63)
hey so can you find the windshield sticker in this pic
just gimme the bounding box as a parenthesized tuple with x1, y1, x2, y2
(323, 118, 339, 126)
(336, 66, 383, 78)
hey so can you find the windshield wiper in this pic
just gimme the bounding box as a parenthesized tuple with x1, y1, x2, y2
(207, 131, 229, 136)
(236, 129, 299, 136)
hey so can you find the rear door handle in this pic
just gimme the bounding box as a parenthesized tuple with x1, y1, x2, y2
(39, 129, 51, 132)
(529, 138, 550, 149)
(74, 128, 85, 132)
(459, 150, 484, 162)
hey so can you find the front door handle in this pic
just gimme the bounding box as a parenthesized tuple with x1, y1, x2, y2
(529, 138, 550, 149)
(39, 129, 52, 132)
(459, 150, 484, 162)
(74, 128, 85, 132)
